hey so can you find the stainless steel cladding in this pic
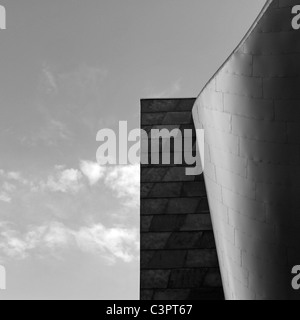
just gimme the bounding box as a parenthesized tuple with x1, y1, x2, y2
(193, 0, 300, 300)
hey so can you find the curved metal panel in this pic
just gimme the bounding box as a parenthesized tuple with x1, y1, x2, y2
(193, 0, 300, 300)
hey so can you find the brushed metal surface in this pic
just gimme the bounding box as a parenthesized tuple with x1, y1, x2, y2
(193, 0, 300, 300)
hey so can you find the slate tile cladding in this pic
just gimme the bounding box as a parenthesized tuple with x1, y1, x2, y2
(140, 98, 224, 301)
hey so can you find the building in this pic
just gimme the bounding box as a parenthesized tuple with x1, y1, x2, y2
(140, 99, 224, 300)
(141, 0, 300, 300)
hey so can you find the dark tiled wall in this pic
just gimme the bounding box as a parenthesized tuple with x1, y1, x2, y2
(140, 98, 224, 300)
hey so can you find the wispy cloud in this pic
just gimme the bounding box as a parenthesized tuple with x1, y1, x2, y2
(0, 170, 25, 183)
(146, 79, 182, 98)
(80, 160, 105, 186)
(0, 193, 11, 203)
(0, 162, 140, 264)
(0, 171, 28, 202)
(18, 63, 109, 149)
(6, 172, 22, 181)
(76, 224, 139, 264)
(0, 223, 70, 260)
(0, 222, 139, 264)
(42, 168, 84, 194)
(20, 118, 72, 147)
(40, 64, 58, 94)
(40, 63, 108, 99)
(105, 164, 140, 208)
(0, 162, 140, 205)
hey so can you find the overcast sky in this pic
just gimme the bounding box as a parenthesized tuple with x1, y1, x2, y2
(0, 0, 265, 300)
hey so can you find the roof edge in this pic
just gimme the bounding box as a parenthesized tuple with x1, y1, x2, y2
(196, 0, 273, 99)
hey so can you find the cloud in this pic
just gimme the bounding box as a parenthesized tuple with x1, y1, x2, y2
(0, 193, 11, 203)
(7, 172, 21, 181)
(0, 161, 140, 265)
(0, 223, 71, 260)
(42, 162, 140, 208)
(0, 230, 29, 259)
(20, 118, 72, 147)
(0, 162, 140, 211)
(2, 182, 16, 193)
(43, 168, 83, 194)
(75, 224, 139, 264)
(147, 79, 182, 98)
(39, 63, 108, 111)
(0, 222, 138, 264)
(41, 64, 58, 94)
(105, 164, 140, 208)
(13, 62, 110, 150)
(0, 183, 15, 204)
(43, 223, 71, 249)
(80, 161, 106, 185)
(57, 64, 108, 102)
(0, 171, 27, 184)
(0, 171, 27, 203)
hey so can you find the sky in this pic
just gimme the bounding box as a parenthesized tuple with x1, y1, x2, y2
(0, 0, 265, 300)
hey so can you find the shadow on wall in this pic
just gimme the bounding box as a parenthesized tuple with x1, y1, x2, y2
(193, 0, 300, 300)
